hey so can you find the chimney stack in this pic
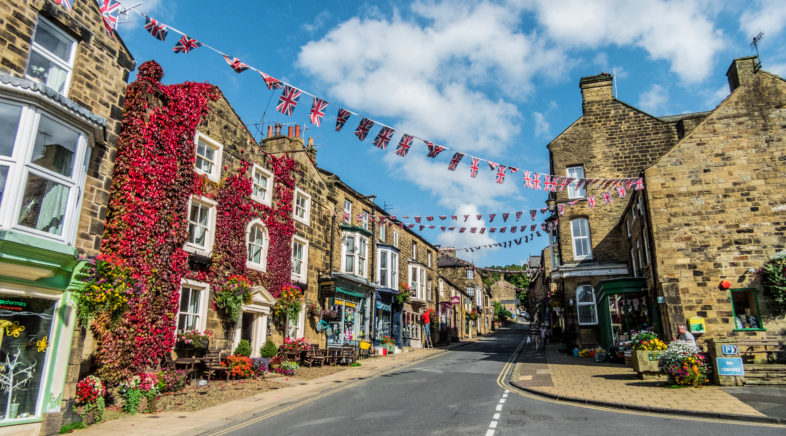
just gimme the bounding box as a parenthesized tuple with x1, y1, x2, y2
(726, 56, 758, 93)
(287, 126, 293, 138)
(579, 73, 614, 112)
(294, 124, 301, 138)
(274, 123, 282, 136)
(267, 125, 273, 138)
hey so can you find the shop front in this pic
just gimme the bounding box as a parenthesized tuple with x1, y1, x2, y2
(597, 278, 660, 350)
(326, 287, 370, 347)
(0, 233, 84, 432)
(438, 302, 452, 344)
(373, 289, 396, 345)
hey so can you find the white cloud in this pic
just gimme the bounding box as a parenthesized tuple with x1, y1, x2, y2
(767, 63, 786, 77)
(533, 112, 550, 138)
(301, 10, 332, 34)
(122, 0, 168, 30)
(740, 0, 786, 43)
(525, 0, 726, 83)
(637, 84, 669, 114)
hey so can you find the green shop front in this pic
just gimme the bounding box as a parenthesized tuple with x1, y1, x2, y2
(323, 273, 374, 347)
(0, 231, 85, 432)
(596, 278, 661, 350)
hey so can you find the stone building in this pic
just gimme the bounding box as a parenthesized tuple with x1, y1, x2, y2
(546, 56, 786, 352)
(0, 0, 133, 433)
(437, 248, 490, 337)
(489, 279, 519, 319)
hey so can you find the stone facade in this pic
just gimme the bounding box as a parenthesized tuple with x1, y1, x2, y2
(437, 249, 491, 337)
(0, 1, 133, 433)
(641, 57, 786, 346)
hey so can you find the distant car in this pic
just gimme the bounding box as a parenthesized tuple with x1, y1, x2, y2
(519, 310, 530, 320)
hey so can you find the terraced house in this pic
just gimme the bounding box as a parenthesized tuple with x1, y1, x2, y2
(0, 0, 133, 433)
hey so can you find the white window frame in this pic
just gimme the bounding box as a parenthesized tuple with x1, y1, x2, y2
(341, 231, 368, 278)
(378, 220, 386, 242)
(193, 132, 223, 182)
(466, 286, 475, 297)
(245, 218, 269, 272)
(361, 210, 369, 230)
(177, 279, 210, 332)
(393, 230, 399, 248)
(377, 248, 399, 288)
(250, 163, 273, 206)
(292, 187, 311, 225)
(570, 218, 593, 261)
(427, 279, 433, 301)
(25, 17, 77, 95)
(439, 279, 445, 299)
(412, 241, 417, 261)
(409, 264, 426, 301)
(343, 199, 352, 223)
(0, 101, 89, 245)
(427, 251, 432, 268)
(466, 268, 474, 279)
(576, 285, 598, 326)
(291, 235, 309, 282)
(184, 195, 217, 256)
(566, 165, 586, 199)
(476, 288, 482, 306)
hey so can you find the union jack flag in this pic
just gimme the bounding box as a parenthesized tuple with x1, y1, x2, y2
(276, 85, 302, 116)
(488, 214, 496, 222)
(634, 177, 645, 191)
(309, 98, 328, 127)
(99, 0, 121, 35)
(503, 213, 509, 222)
(530, 224, 536, 231)
(616, 185, 627, 198)
(144, 16, 167, 41)
(259, 71, 283, 90)
(426, 216, 434, 221)
(516, 211, 523, 220)
(490, 228, 497, 233)
(511, 226, 517, 233)
(533, 173, 542, 190)
(459, 228, 466, 233)
(480, 228, 486, 234)
(536, 231, 541, 238)
(447, 153, 464, 171)
(395, 134, 413, 157)
(470, 228, 476, 233)
(448, 227, 455, 231)
(373, 127, 395, 149)
(463, 215, 470, 222)
(558, 203, 565, 216)
(336, 108, 351, 131)
(224, 55, 249, 73)
(543, 175, 557, 192)
(354, 118, 374, 141)
(439, 216, 446, 220)
(451, 216, 457, 220)
(495, 165, 506, 184)
(426, 142, 446, 158)
(55, 0, 72, 11)
(520, 226, 526, 232)
(601, 191, 612, 204)
(523, 171, 535, 189)
(559, 178, 573, 192)
(414, 217, 421, 223)
(476, 214, 483, 220)
(499, 227, 507, 233)
(575, 179, 585, 190)
(470, 158, 480, 178)
(530, 210, 536, 221)
(173, 35, 202, 53)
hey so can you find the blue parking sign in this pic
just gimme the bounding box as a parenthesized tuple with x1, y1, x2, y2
(717, 357, 744, 376)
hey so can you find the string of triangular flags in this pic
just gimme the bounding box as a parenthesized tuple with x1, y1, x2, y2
(454, 235, 541, 253)
(86, 0, 646, 192)
(334, 210, 557, 235)
(478, 267, 542, 275)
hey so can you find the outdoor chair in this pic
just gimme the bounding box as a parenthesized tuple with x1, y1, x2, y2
(204, 351, 231, 382)
(161, 351, 176, 370)
(302, 345, 325, 367)
(340, 346, 355, 365)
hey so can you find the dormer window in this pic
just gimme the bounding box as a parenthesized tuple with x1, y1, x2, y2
(26, 18, 76, 95)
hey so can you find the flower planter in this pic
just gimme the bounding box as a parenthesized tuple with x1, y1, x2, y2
(384, 344, 395, 354)
(631, 350, 667, 381)
(76, 406, 98, 425)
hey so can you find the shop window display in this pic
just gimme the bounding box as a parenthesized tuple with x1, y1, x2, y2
(731, 289, 762, 330)
(0, 296, 56, 421)
(608, 294, 652, 344)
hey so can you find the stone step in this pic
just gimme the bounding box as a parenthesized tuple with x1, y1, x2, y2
(743, 378, 786, 386)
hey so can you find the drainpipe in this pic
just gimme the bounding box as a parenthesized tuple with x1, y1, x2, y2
(370, 212, 376, 346)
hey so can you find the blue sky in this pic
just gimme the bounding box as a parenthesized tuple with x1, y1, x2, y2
(117, 0, 786, 267)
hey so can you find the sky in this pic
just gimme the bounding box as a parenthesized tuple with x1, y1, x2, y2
(116, 0, 786, 267)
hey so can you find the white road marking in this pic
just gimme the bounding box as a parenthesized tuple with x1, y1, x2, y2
(486, 430, 495, 436)
(490, 421, 498, 429)
(495, 404, 503, 411)
(499, 398, 506, 404)
(493, 413, 500, 420)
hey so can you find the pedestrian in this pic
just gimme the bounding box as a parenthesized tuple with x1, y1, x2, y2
(539, 323, 548, 352)
(674, 323, 696, 348)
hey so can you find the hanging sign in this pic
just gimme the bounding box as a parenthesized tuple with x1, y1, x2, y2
(450, 296, 461, 305)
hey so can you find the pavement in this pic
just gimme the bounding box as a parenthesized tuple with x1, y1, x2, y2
(510, 332, 786, 423)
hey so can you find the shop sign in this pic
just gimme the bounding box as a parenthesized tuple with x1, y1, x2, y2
(717, 357, 744, 376)
(0, 299, 28, 312)
(450, 296, 460, 305)
(721, 345, 738, 356)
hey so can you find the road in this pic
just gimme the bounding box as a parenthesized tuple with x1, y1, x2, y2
(212, 323, 785, 436)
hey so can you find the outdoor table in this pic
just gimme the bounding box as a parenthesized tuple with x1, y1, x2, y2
(326, 347, 342, 365)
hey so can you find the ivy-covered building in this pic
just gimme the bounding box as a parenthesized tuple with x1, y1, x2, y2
(0, 0, 133, 433)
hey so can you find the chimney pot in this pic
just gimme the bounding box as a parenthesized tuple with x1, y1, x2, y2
(308, 137, 314, 146)
(274, 123, 282, 136)
(267, 125, 273, 138)
(295, 125, 301, 138)
(287, 126, 293, 138)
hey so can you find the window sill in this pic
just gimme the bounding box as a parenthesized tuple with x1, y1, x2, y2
(194, 167, 220, 184)
(250, 195, 271, 207)
(183, 243, 212, 258)
(246, 261, 267, 272)
(293, 215, 310, 226)
(732, 328, 766, 332)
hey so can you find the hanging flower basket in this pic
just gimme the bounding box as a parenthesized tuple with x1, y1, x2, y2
(273, 284, 304, 322)
(74, 255, 140, 326)
(395, 283, 412, 305)
(212, 275, 253, 323)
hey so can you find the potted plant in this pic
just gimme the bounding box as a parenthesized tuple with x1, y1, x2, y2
(273, 284, 304, 325)
(119, 373, 159, 415)
(380, 336, 396, 354)
(658, 341, 710, 387)
(630, 331, 667, 378)
(395, 283, 412, 305)
(73, 376, 106, 425)
(212, 275, 253, 323)
(467, 310, 479, 321)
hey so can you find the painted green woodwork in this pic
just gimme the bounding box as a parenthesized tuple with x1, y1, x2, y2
(0, 230, 79, 290)
(596, 278, 647, 350)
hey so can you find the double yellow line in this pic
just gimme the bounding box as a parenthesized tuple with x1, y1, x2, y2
(496, 336, 786, 429)
(210, 351, 447, 435)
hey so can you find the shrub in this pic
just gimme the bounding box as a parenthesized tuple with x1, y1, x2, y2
(156, 369, 187, 393)
(222, 354, 254, 378)
(235, 339, 252, 357)
(260, 340, 278, 358)
(658, 341, 710, 386)
(761, 249, 786, 317)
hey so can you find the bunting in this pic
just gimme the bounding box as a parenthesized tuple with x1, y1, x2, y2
(55, 0, 72, 11)
(99, 0, 121, 35)
(144, 16, 167, 41)
(395, 135, 413, 157)
(426, 142, 446, 158)
(354, 117, 374, 141)
(223, 55, 249, 73)
(173, 35, 202, 53)
(336, 108, 351, 132)
(260, 72, 283, 90)
(309, 98, 328, 127)
(276, 85, 301, 116)
(447, 153, 464, 171)
(373, 127, 395, 149)
(470, 158, 480, 178)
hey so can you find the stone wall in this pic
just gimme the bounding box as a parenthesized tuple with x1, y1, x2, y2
(645, 58, 786, 344)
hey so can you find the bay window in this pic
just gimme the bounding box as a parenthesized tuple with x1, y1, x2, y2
(0, 100, 89, 244)
(409, 264, 426, 300)
(377, 248, 399, 288)
(341, 232, 368, 277)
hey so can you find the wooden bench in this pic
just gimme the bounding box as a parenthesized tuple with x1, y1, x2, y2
(302, 345, 325, 367)
(738, 340, 785, 363)
(204, 351, 231, 382)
